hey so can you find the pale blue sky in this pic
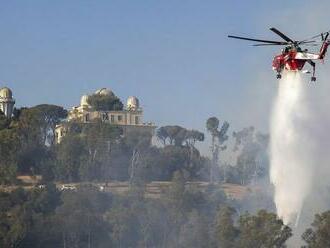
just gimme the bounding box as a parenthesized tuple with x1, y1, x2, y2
(0, 0, 329, 153)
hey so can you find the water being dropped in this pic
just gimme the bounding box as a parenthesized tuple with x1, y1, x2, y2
(270, 72, 315, 225)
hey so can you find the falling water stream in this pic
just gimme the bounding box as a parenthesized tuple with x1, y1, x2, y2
(270, 72, 315, 226)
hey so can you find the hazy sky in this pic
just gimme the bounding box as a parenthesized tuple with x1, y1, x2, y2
(0, 1, 329, 153)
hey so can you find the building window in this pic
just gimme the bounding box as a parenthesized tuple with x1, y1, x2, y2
(85, 114, 89, 122)
(110, 115, 114, 123)
(135, 116, 139, 125)
(118, 115, 122, 121)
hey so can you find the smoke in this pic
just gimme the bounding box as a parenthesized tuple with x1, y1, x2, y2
(270, 72, 316, 225)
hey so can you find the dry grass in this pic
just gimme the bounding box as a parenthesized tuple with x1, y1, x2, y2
(16, 175, 42, 185)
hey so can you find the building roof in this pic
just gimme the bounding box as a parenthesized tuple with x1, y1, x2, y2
(127, 96, 140, 110)
(0, 87, 13, 99)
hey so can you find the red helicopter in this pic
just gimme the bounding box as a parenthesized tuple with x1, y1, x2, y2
(228, 27, 330, 82)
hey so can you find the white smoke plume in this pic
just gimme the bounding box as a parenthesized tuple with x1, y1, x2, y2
(270, 72, 317, 225)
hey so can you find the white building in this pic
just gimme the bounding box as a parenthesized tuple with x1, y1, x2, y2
(55, 88, 156, 143)
(0, 87, 15, 118)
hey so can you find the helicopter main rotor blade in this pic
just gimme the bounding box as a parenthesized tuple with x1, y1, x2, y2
(304, 44, 319, 47)
(253, 41, 317, 47)
(299, 40, 316, 44)
(252, 43, 288, 46)
(299, 31, 330, 43)
(270, 27, 294, 43)
(300, 34, 323, 43)
(228, 35, 287, 44)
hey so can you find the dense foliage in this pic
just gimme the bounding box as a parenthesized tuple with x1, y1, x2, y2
(2, 105, 325, 247)
(0, 105, 273, 187)
(302, 211, 330, 248)
(0, 175, 294, 248)
(88, 93, 124, 111)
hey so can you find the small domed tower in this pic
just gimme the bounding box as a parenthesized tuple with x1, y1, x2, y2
(0, 87, 15, 118)
(127, 96, 140, 111)
(80, 94, 90, 108)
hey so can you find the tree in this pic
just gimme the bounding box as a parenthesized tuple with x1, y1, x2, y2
(215, 206, 239, 248)
(238, 210, 292, 248)
(206, 117, 229, 149)
(18, 185, 62, 247)
(17, 107, 42, 147)
(13, 107, 63, 176)
(156, 125, 183, 145)
(206, 117, 230, 183)
(30, 104, 68, 145)
(162, 171, 200, 247)
(88, 93, 123, 111)
(125, 129, 152, 185)
(55, 186, 112, 248)
(185, 129, 204, 147)
(206, 117, 220, 136)
(166, 126, 184, 145)
(0, 188, 31, 248)
(159, 145, 206, 180)
(2, 205, 30, 247)
(178, 211, 210, 248)
(302, 210, 330, 248)
(156, 126, 169, 146)
(233, 127, 254, 151)
(0, 111, 10, 130)
(29, 183, 62, 214)
(17, 105, 67, 146)
(105, 186, 168, 247)
(105, 204, 140, 247)
(137, 200, 170, 247)
(0, 129, 19, 184)
(79, 122, 123, 181)
(233, 127, 269, 185)
(157, 125, 204, 147)
(55, 134, 87, 182)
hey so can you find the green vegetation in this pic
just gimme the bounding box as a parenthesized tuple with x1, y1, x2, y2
(302, 211, 330, 247)
(0, 105, 270, 185)
(88, 92, 124, 111)
(0, 178, 293, 248)
(0, 105, 329, 247)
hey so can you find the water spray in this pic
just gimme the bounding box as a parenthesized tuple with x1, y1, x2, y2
(270, 71, 315, 225)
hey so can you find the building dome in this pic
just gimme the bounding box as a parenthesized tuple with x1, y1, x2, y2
(80, 95, 90, 107)
(95, 88, 114, 96)
(127, 96, 139, 110)
(0, 87, 13, 99)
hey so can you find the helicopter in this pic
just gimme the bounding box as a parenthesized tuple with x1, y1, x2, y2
(228, 27, 329, 82)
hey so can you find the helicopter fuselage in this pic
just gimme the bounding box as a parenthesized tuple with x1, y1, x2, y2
(272, 50, 307, 72)
(272, 40, 329, 80)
